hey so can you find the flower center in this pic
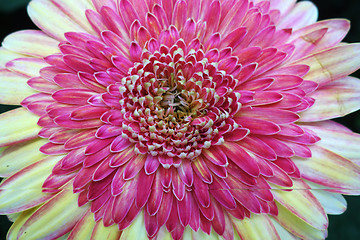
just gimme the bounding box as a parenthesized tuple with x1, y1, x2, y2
(105, 42, 241, 165)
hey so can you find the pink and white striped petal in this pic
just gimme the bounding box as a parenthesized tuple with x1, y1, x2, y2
(277, 1, 318, 31)
(303, 121, 360, 162)
(290, 19, 350, 51)
(50, 0, 96, 34)
(5, 57, 48, 78)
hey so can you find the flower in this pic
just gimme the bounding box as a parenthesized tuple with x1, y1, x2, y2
(1, 0, 360, 239)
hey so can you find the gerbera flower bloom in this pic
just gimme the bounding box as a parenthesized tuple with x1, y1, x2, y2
(1, 0, 360, 239)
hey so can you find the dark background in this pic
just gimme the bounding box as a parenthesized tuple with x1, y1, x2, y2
(0, 0, 359, 239)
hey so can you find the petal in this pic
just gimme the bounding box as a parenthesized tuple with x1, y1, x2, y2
(67, 210, 95, 240)
(232, 214, 280, 239)
(291, 19, 350, 51)
(119, 213, 148, 240)
(2, 30, 59, 57)
(18, 184, 89, 239)
(0, 138, 47, 177)
(5, 58, 48, 78)
(277, 1, 318, 31)
(300, 77, 360, 121)
(306, 181, 347, 215)
(0, 108, 41, 147)
(0, 156, 61, 214)
(274, 203, 327, 240)
(91, 221, 121, 239)
(274, 201, 327, 239)
(303, 121, 360, 162)
(272, 179, 328, 230)
(294, 145, 360, 194)
(28, 0, 88, 41)
(48, 0, 96, 34)
(0, 69, 37, 105)
(296, 43, 360, 86)
(0, 48, 24, 68)
(7, 207, 39, 240)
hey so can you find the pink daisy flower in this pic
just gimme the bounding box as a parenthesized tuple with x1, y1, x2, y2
(1, 0, 360, 239)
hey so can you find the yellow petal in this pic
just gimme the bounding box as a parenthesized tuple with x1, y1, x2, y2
(17, 184, 89, 240)
(269, 217, 300, 240)
(120, 213, 148, 240)
(0, 108, 41, 146)
(91, 221, 122, 240)
(0, 70, 37, 105)
(306, 181, 347, 215)
(300, 77, 360, 121)
(296, 44, 360, 86)
(0, 138, 47, 177)
(0, 156, 61, 214)
(67, 210, 95, 240)
(271, 179, 328, 230)
(6, 57, 49, 78)
(28, 0, 89, 41)
(273, 201, 327, 239)
(7, 207, 39, 240)
(2, 30, 59, 57)
(0, 48, 24, 68)
(232, 214, 280, 240)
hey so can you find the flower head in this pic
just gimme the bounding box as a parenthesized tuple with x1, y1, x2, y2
(1, 0, 360, 239)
